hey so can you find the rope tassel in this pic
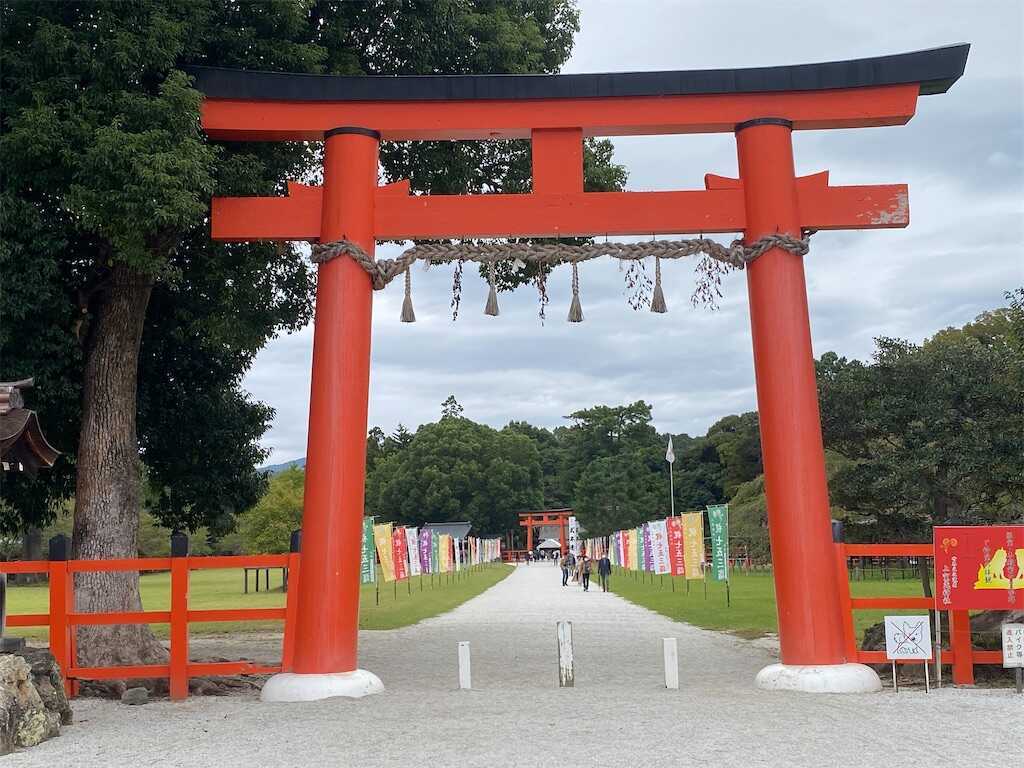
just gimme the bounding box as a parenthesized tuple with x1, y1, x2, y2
(484, 261, 500, 316)
(650, 256, 668, 313)
(400, 268, 416, 323)
(567, 262, 584, 323)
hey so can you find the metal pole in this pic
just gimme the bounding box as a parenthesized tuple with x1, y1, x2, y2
(669, 462, 675, 518)
(1016, 668, 1022, 695)
(935, 609, 942, 688)
(892, 662, 898, 693)
(924, 660, 930, 693)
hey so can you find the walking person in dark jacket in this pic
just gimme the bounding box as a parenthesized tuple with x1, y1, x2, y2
(560, 552, 570, 587)
(597, 553, 611, 592)
(580, 554, 592, 592)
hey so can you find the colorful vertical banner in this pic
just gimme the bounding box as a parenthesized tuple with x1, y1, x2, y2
(454, 538, 463, 571)
(419, 528, 432, 574)
(651, 519, 671, 575)
(392, 526, 409, 581)
(667, 516, 685, 577)
(682, 512, 704, 580)
(405, 527, 421, 577)
(707, 504, 730, 582)
(361, 516, 377, 584)
(431, 531, 440, 572)
(642, 523, 654, 572)
(440, 534, 452, 572)
(628, 528, 639, 570)
(373, 523, 396, 583)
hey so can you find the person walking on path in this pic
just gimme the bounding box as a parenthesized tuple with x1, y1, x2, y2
(560, 552, 570, 587)
(580, 553, 592, 592)
(597, 552, 611, 592)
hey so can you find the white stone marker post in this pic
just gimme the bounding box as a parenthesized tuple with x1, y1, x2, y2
(458, 641, 471, 690)
(557, 621, 574, 688)
(663, 638, 679, 689)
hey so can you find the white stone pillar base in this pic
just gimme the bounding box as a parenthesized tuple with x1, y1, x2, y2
(756, 663, 882, 694)
(260, 670, 384, 702)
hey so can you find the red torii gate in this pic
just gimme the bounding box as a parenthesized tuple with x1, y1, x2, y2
(519, 509, 573, 554)
(192, 44, 969, 700)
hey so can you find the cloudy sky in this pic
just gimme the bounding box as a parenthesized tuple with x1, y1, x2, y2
(243, 0, 1024, 464)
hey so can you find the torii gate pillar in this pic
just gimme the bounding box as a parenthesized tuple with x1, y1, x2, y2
(261, 128, 384, 702)
(736, 121, 876, 692)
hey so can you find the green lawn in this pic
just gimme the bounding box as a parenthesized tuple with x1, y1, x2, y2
(608, 567, 932, 642)
(4, 563, 512, 641)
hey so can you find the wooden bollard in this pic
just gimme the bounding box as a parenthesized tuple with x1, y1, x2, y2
(458, 641, 471, 690)
(663, 637, 679, 689)
(557, 620, 574, 687)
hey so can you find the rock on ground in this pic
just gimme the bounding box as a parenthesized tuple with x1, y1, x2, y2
(0, 650, 70, 755)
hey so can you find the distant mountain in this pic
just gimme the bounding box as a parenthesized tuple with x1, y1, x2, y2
(259, 457, 306, 475)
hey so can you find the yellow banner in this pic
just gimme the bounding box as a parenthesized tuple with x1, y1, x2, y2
(628, 528, 639, 571)
(682, 512, 704, 580)
(439, 534, 452, 572)
(373, 523, 395, 582)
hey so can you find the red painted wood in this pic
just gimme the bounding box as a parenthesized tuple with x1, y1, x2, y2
(187, 608, 286, 623)
(834, 545, 859, 662)
(5, 613, 50, 627)
(842, 543, 933, 556)
(188, 554, 289, 570)
(200, 84, 920, 141)
(532, 128, 583, 193)
(290, 129, 377, 676)
(281, 552, 301, 671)
(70, 665, 169, 680)
(187, 662, 281, 676)
(68, 611, 171, 626)
(47, 561, 72, 695)
(169, 557, 190, 700)
(737, 122, 845, 666)
(211, 183, 908, 242)
(67, 558, 172, 572)
(949, 609, 975, 685)
(0, 561, 50, 574)
(849, 597, 934, 609)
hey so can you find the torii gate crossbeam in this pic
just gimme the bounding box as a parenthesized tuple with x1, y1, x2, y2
(191, 44, 969, 700)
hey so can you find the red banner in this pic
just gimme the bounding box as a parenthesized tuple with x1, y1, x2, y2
(934, 525, 1023, 610)
(392, 525, 409, 581)
(667, 516, 686, 577)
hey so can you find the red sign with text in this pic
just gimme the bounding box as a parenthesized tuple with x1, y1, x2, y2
(667, 517, 686, 577)
(934, 526, 1023, 611)
(392, 526, 409, 581)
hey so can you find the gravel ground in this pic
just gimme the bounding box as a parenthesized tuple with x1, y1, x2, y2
(10, 564, 1021, 767)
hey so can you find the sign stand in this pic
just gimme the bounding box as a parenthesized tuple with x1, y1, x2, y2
(923, 660, 930, 693)
(934, 609, 942, 688)
(884, 615, 932, 694)
(1016, 668, 1022, 695)
(891, 662, 898, 693)
(1001, 623, 1024, 694)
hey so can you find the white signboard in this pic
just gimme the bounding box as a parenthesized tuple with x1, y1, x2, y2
(568, 516, 580, 556)
(1003, 623, 1024, 669)
(884, 615, 933, 660)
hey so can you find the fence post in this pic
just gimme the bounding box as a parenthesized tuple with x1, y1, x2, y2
(281, 529, 301, 672)
(457, 641, 471, 690)
(169, 531, 190, 701)
(949, 609, 974, 686)
(47, 534, 73, 696)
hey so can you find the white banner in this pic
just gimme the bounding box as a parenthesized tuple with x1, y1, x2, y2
(568, 516, 580, 556)
(405, 527, 421, 576)
(650, 519, 672, 574)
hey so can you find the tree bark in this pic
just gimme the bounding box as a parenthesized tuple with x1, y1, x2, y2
(918, 557, 933, 598)
(71, 263, 167, 688)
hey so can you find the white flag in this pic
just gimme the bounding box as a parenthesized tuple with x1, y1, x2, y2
(665, 436, 675, 464)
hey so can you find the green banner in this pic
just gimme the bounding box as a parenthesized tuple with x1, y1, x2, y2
(360, 516, 376, 583)
(431, 530, 440, 573)
(707, 504, 729, 582)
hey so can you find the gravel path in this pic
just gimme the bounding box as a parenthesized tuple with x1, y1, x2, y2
(10, 564, 1020, 767)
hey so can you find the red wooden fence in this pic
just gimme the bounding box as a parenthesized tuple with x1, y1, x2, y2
(835, 542, 1004, 685)
(1, 534, 301, 700)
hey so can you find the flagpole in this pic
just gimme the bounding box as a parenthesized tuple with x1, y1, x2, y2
(666, 436, 676, 517)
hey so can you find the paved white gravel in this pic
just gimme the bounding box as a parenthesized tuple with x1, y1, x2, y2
(10, 564, 1021, 767)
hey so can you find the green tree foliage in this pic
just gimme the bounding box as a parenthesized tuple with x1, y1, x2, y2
(366, 417, 542, 534)
(818, 291, 1024, 541)
(238, 467, 305, 555)
(0, 0, 599, 668)
(573, 453, 663, 536)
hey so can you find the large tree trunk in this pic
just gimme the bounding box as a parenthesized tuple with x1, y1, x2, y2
(71, 264, 166, 689)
